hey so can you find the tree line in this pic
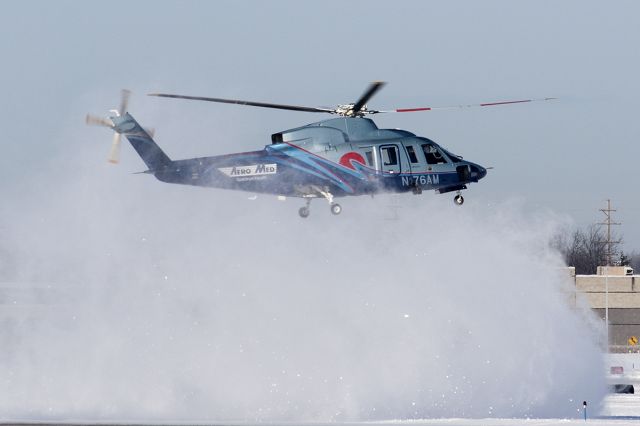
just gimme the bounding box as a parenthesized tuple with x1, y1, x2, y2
(552, 225, 640, 275)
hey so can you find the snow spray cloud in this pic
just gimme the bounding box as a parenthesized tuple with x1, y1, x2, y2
(0, 116, 605, 421)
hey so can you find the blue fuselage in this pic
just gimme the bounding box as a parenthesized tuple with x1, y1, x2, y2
(115, 114, 486, 199)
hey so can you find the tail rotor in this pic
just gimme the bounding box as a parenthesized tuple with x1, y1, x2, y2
(86, 89, 131, 164)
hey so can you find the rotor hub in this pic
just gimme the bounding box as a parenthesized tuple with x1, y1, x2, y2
(335, 103, 373, 117)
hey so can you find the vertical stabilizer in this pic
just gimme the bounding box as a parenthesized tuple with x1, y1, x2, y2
(111, 113, 172, 170)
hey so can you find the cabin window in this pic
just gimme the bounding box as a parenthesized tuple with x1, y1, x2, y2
(406, 145, 419, 163)
(364, 150, 374, 166)
(381, 146, 398, 166)
(421, 143, 447, 165)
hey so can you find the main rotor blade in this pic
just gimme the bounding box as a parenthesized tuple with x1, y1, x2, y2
(352, 81, 386, 115)
(148, 93, 335, 114)
(376, 97, 557, 114)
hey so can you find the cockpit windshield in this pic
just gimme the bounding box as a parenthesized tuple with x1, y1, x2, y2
(421, 143, 447, 165)
(441, 148, 462, 163)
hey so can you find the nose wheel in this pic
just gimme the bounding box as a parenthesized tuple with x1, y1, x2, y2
(330, 203, 342, 215)
(298, 206, 310, 218)
(454, 194, 464, 205)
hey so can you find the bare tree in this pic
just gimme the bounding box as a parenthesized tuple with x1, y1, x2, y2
(552, 225, 608, 274)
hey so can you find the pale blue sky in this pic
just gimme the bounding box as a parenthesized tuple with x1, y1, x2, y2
(1, 0, 639, 246)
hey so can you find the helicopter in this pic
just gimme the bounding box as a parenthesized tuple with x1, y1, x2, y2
(86, 82, 552, 218)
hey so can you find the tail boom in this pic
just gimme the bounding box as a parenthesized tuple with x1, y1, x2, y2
(111, 113, 172, 170)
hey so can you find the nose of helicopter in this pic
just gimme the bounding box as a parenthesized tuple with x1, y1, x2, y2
(470, 164, 487, 181)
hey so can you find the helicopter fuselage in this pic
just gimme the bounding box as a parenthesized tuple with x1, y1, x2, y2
(143, 116, 487, 200)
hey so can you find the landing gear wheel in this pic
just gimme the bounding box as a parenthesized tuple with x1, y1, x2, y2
(299, 206, 310, 218)
(330, 203, 342, 215)
(454, 194, 464, 206)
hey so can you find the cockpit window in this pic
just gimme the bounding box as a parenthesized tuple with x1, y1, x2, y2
(406, 145, 419, 163)
(421, 143, 447, 165)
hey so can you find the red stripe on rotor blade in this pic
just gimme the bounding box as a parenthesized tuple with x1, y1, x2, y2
(395, 107, 433, 112)
(480, 100, 532, 107)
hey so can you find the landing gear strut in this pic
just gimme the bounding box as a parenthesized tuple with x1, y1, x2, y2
(454, 193, 464, 206)
(322, 190, 341, 215)
(298, 189, 342, 218)
(299, 198, 312, 218)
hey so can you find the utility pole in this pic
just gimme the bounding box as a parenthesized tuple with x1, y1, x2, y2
(598, 199, 621, 350)
(598, 199, 622, 266)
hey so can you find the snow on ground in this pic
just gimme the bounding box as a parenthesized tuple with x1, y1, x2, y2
(374, 420, 640, 425)
(1, 420, 639, 426)
(602, 353, 640, 417)
(601, 394, 640, 417)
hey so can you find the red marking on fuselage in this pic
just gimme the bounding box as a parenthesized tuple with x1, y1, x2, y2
(339, 152, 366, 170)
